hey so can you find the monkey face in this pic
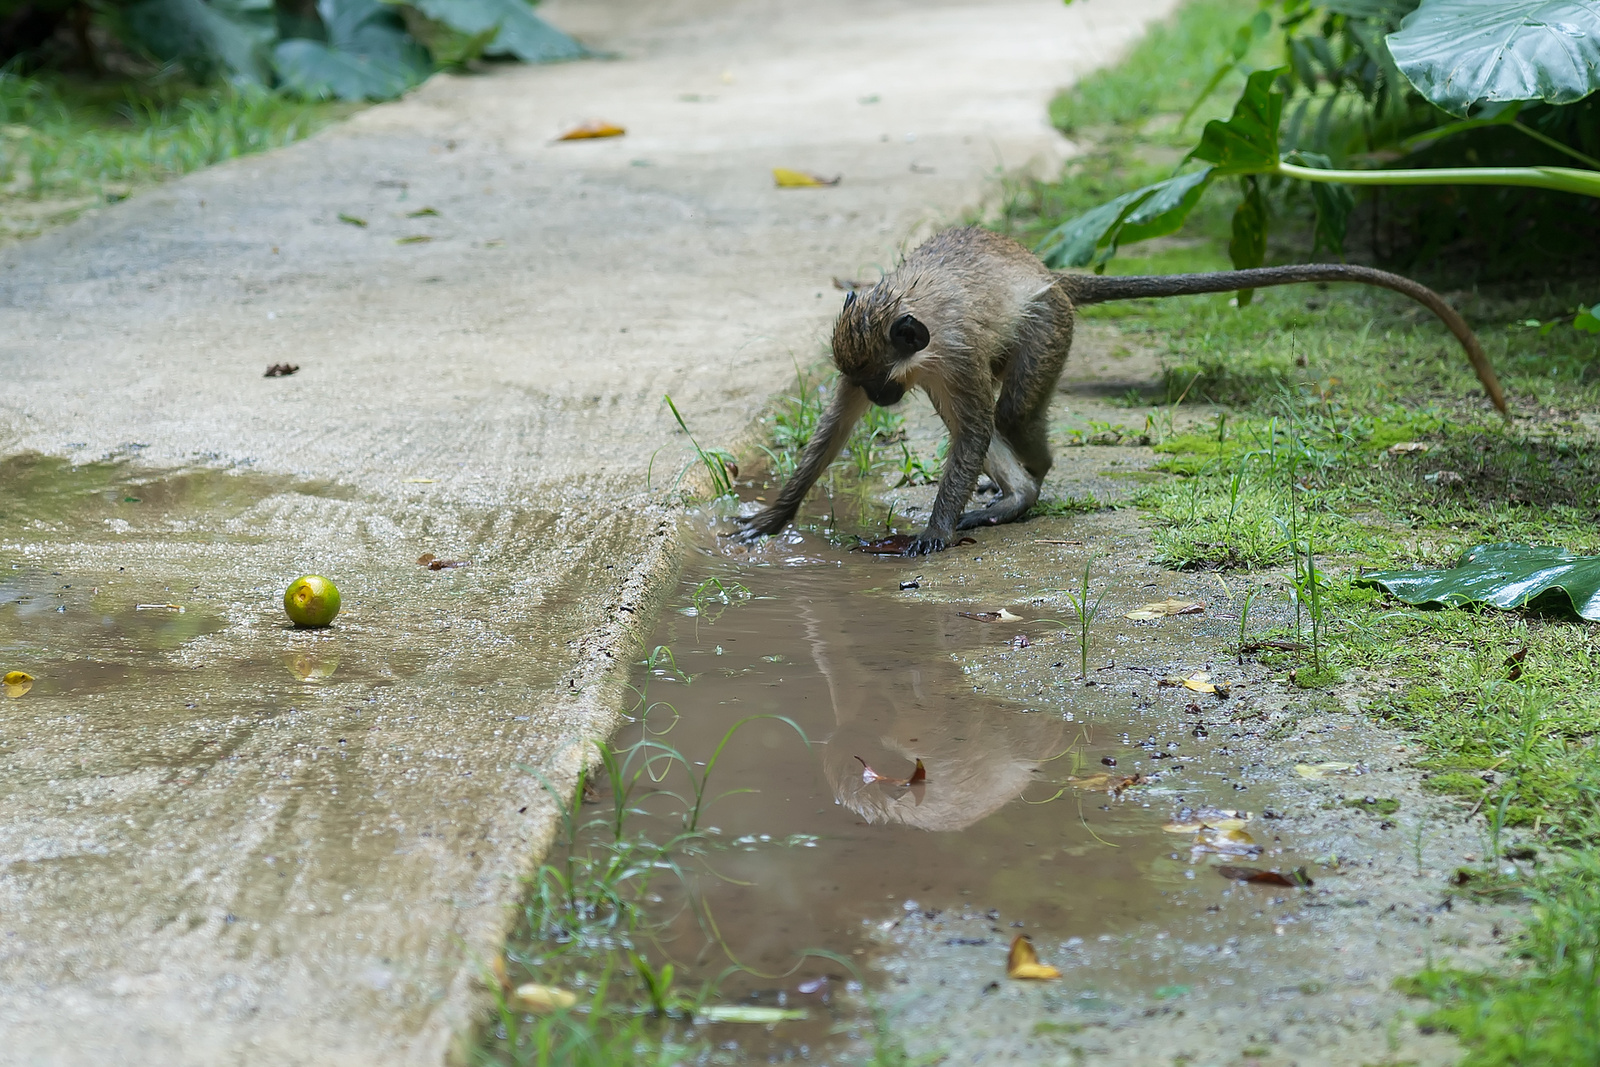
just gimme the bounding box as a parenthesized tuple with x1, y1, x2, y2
(833, 291, 929, 408)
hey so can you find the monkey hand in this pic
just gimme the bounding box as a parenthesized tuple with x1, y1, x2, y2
(735, 507, 789, 543)
(900, 531, 949, 556)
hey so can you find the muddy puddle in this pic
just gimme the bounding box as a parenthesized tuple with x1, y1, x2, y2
(544, 503, 1330, 1062)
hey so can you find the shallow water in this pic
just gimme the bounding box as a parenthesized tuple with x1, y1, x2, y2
(565, 515, 1258, 1060)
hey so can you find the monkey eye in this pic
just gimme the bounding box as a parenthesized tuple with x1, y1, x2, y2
(889, 314, 930, 356)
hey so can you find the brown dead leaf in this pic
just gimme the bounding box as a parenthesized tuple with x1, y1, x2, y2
(1006, 935, 1061, 980)
(856, 756, 927, 787)
(1215, 865, 1314, 888)
(417, 553, 469, 570)
(1065, 772, 1147, 795)
(264, 363, 300, 378)
(1505, 647, 1527, 681)
(3, 670, 34, 699)
(1124, 598, 1204, 621)
(1387, 441, 1431, 455)
(557, 121, 625, 140)
(773, 167, 841, 187)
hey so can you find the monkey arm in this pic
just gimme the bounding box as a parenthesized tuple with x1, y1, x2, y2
(738, 383, 871, 539)
(1055, 264, 1507, 416)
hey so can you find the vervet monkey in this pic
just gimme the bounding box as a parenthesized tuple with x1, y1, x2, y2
(738, 227, 1505, 556)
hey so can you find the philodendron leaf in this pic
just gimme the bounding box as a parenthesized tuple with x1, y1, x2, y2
(1190, 67, 1286, 175)
(1356, 543, 1600, 620)
(121, 0, 276, 83)
(1388, 0, 1600, 117)
(407, 0, 584, 62)
(1036, 167, 1214, 269)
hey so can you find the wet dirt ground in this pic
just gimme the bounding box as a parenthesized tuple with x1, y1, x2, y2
(582, 325, 1522, 1064)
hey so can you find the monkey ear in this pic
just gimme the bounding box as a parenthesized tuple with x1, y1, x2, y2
(889, 314, 930, 355)
(843, 289, 857, 310)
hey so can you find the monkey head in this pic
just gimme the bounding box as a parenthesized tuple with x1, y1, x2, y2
(831, 288, 930, 407)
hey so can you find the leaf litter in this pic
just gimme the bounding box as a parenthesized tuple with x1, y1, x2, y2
(557, 121, 626, 140)
(1216, 865, 1314, 888)
(772, 168, 841, 187)
(957, 608, 1022, 622)
(417, 553, 469, 570)
(4, 670, 34, 699)
(1006, 935, 1062, 980)
(1124, 598, 1204, 621)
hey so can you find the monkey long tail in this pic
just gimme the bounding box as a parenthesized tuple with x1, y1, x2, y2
(1056, 264, 1508, 416)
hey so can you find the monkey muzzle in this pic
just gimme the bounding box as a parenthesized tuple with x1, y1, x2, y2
(859, 377, 905, 407)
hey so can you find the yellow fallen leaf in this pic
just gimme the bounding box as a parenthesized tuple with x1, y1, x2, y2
(1124, 598, 1204, 621)
(698, 1004, 808, 1023)
(514, 983, 578, 1013)
(1158, 671, 1217, 693)
(4, 670, 34, 699)
(1007, 934, 1061, 980)
(557, 120, 625, 140)
(1192, 827, 1261, 856)
(1387, 441, 1431, 455)
(285, 653, 339, 682)
(773, 167, 842, 188)
(1162, 814, 1248, 834)
(1294, 761, 1357, 779)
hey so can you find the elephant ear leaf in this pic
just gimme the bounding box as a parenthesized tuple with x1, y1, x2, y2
(1356, 543, 1600, 620)
(1189, 67, 1286, 174)
(1387, 0, 1600, 117)
(1035, 167, 1214, 270)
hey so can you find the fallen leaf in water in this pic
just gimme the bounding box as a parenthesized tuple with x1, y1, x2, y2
(958, 608, 1022, 623)
(1065, 772, 1147, 795)
(1192, 827, 1261, 856)
(1294, 761, 1357, 779)
(772, 167, 841, 187)
(135, 603, 185, 613)
(1387, 441, 1431, 455)
(1238, 639, 1308, 653)
(3, 670, 34, 699)
(797, 976, 829, 994)
(1124, 599, 1204, 621)
(557, 120, 625, 140)
(1216, 865, 1314, 887)
(396, 234, 433, 244)
(1007, 935, 1062, 980)
(1505, 647, 1527, 681)
(337, 212, 367, 227)
(1161, 671, 1217, 694)
(514, 983, 578, 1013)
(264, 363, 300, 378)
(856, 755, 926, 786)
(699, 1005, 808, 1023)
(1162, 809, 1249, 833)
(417, 553, 469, 570)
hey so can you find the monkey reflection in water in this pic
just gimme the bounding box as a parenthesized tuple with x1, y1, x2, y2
(797, 598, 1066, 832)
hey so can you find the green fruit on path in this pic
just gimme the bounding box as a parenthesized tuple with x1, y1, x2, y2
(284, 575, 341, 628)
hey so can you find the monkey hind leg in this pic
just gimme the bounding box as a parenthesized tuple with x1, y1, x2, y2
(957, 433, 1040, 529)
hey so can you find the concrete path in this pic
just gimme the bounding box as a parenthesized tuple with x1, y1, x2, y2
(0, 0, 1176, 1061)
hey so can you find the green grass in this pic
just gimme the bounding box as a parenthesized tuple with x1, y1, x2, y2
(1011, 1, 1600, 1061)
(0, 70, 352, 243)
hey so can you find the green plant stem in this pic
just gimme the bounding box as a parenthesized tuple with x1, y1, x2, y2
(1275, 161, 1600, 198)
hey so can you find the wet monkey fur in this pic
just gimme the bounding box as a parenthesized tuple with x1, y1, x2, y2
(738, 227, 1507, 556)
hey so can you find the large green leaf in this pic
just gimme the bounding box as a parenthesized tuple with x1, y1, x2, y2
(1388, 0, 1600, 117)
(1356, 543, 1600, 620)
(122, 0, 276, 83)
(1035, 167, 1214, 269)
(1190, 67, 1285, 174)
(406, 0, 584, 62)
(274, 0, 431, 101)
